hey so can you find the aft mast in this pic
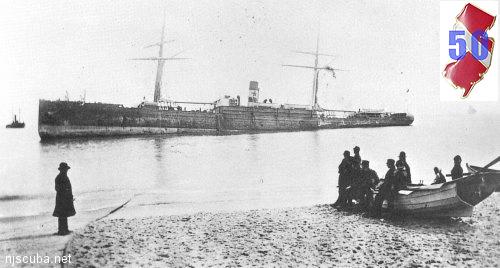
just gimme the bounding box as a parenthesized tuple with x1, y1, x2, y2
(309, 34, 320, 109)
(131, 10, 188, 103)
(283, 33, 346, 110)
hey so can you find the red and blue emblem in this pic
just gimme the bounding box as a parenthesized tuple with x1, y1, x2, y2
(443, 3, 496, 98)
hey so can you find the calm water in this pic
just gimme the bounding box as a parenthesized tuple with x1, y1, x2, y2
(0, 114, 498, 218)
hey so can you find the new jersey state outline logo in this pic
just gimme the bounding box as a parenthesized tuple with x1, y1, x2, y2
(443, 3, 496, 98)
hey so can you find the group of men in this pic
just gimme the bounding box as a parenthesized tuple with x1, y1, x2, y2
(331, 147, 412, 215)
(332, 146, 397, 211)
(332, 147, 465, 217)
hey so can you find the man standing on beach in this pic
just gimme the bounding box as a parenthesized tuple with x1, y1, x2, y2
(53, 162, 76, 235)
(333, 151, 353, 208)
(351, 146, 362, 186)
(352, 146, 361, 168)
(357, 160, 378, 209)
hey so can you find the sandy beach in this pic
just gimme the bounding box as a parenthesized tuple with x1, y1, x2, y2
(67, 194, 500, 267)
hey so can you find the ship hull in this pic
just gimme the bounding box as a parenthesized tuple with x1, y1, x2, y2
(38, 125, 221, 139)
(38, 100, 414, 140)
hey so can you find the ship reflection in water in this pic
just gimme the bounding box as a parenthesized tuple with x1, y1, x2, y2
(1, 114, 496, 219)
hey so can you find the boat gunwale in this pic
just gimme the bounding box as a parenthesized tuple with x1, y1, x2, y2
(391, 171, 500, 216)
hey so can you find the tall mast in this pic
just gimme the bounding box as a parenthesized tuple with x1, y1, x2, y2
(131, 10, 189, 103)
(283, 33, 344, 110)
(311, 33, 320, 109)
(153, 13, 167, 102)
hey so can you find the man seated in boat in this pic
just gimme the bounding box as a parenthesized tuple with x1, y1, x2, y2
(432, 167, 446, 185)
(451, 155, 463, 180)
(372, 159, 398, 217)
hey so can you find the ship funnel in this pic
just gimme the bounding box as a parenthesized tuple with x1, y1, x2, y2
(248, 81, 260, 104)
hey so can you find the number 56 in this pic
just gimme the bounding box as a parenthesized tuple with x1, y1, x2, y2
(449, 30, 488, 60)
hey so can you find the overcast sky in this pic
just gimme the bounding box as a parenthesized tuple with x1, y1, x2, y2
(0, 0, 498, 125)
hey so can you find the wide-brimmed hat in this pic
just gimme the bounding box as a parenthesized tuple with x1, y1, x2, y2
(58, 162, 70, 171)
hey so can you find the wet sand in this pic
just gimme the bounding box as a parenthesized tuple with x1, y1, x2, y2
(0, 191, 132, 268)
(68, 194, 500, 267)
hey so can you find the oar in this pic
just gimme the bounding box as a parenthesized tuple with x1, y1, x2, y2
(484, 156, 500, 169)
(446, 172, 471, 177)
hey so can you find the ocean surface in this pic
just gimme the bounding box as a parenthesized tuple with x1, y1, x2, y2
(0, 114, 498, 219)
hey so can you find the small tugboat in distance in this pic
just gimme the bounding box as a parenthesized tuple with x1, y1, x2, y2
(6, 111, 25, 128)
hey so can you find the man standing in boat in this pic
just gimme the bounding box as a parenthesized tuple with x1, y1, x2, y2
(396, 151, 411, 185)
(372, 159, 397, 217)
(394, 161, 409, 189)
(333, 151, 354, 208)
(451, 155, 464, 180)
(53, 162, 76, 235)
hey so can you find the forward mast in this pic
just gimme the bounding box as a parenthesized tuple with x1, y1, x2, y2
(131, 11, 188, 103)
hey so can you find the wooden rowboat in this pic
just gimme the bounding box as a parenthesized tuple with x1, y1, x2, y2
(391, 166, 499, 217)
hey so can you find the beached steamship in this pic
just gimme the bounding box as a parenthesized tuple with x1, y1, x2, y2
(38, 20, 413, 140)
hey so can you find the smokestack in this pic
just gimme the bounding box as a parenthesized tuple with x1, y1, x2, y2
(248, 81, 259, 104)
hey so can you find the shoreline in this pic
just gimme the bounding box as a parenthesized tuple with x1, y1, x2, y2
(67, 194, 500, 267)
(0, 191, 132, 268)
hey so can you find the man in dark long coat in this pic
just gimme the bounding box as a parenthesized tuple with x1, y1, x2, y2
(333, 150, 353, 208)
(352, 146, 361, 168)
(53, 162, 76, 235)
(348, 146, 362, 203)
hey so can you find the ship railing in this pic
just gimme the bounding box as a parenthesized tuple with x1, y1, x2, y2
(318, 109, 356, 119)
